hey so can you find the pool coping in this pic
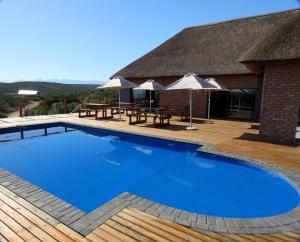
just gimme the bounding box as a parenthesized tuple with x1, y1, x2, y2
(0, 121, 300, 235)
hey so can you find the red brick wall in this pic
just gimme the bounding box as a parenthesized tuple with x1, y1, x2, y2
(160, 89, 207, 117)
(259, 61, 300, 144)
(129, 74, 258, 117)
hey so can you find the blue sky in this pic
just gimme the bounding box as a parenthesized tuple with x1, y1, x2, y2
(0, 0, 299, 83)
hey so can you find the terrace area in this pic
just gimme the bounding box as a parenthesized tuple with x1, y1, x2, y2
(0, 114, 300, 241)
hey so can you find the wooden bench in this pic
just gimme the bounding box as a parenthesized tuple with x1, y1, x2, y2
(78, 108, 95, 118)
(128, 113, 148, 125)
(95, 107, 113, 120)
(128, 108, 148, 125)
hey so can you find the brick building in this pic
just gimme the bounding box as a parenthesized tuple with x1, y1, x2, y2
(113, 9, 300, 144)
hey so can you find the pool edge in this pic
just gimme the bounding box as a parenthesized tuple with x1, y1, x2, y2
(0, 121, 300, 235)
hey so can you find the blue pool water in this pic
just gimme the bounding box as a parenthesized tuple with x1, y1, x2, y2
(0, 123, 299, 218)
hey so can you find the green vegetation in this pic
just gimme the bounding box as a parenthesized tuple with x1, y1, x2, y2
(0, 82, 118, 118)
(23, 89, 118, 117)
(86, 89, 118, 104)
(0, 95, 25, 118)
(0, 82, 97, 95)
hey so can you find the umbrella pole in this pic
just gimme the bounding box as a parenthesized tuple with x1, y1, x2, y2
(186, 89, 197, 130)
(205, 91, 214, 124)
(118, 88, 121, 120)
(208, 91, 211, 121)
(190, 89, 192, 128)
(149, 91, 152, 113)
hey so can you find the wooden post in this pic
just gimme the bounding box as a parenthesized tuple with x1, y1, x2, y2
(64, 99, 67, 114)
(19, 97, 23, 117)
(43, 100, 48, 115)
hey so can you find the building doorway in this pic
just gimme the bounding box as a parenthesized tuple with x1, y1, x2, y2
(210, 88, 256, 120)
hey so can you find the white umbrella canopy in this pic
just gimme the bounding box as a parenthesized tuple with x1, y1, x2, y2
(134, 79, 165, 112)
(167, 73, 216, 130)
(97, 76, 138, 121)
(205, 77, 228, 91)
(98, 76, 138, 89)
(205, 78, 228, 123)
(167, 73, 215, 91)
(135, 79, 166, 91)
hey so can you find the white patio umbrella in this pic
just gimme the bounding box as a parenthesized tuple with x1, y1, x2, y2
(134, 79, 165, 112)
(167, 73, 216, 130)
(205, 77, 228, 123)
(97, 76, 138, 121)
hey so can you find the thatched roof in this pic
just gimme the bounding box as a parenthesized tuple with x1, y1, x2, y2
(240, 11, 300, 62)
(114, 9, 300, 78)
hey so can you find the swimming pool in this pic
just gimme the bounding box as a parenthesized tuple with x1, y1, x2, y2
(0, 123, 299, 218)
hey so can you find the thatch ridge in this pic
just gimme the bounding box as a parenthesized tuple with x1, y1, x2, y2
(113, 9, 299, 78)
(239, 12, 300, 62)
(184, 8, 299, 30)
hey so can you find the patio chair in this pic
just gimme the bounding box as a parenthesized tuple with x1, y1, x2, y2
(153, 108, 172, 126)
(180, 106, 189, 121)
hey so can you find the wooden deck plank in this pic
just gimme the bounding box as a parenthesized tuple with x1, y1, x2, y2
(0, 234, 9, 242)
(99, 224, 139, 242)
(193, 230, 234, 242)
(238, 234, 271, 242)
(55, 223, 91, 242)
(86, 233, 107, 242)
(0, 220, 25, 242)
(27, 238, 42, 242)
(0, 208, 37, 241)
(283, 232, 300, 239)
(127, 207, 218, 242)
(219, 233, 255, 242)
(0, 179, 87, 242)
(105, 219, 153, 242)
(118, 210, 187, 242)
(252, 234, 286, 242)
(0, 192, 76, 242)
(117, 209, 197, 241)
(0, 200, 58, 242)
(269, 234, 299, 242)
(112, 214, 171, 242)
(92, 228, 124, 242)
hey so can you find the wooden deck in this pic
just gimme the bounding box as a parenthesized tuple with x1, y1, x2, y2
(1, 185, 300, 242)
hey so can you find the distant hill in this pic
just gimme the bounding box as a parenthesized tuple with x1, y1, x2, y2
(0, 81, 98, 95)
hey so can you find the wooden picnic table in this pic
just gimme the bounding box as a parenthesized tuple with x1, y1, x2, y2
(79, 103, 112, 119)
(84, 103, 109, 109)
(110, 104, 140, 116)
